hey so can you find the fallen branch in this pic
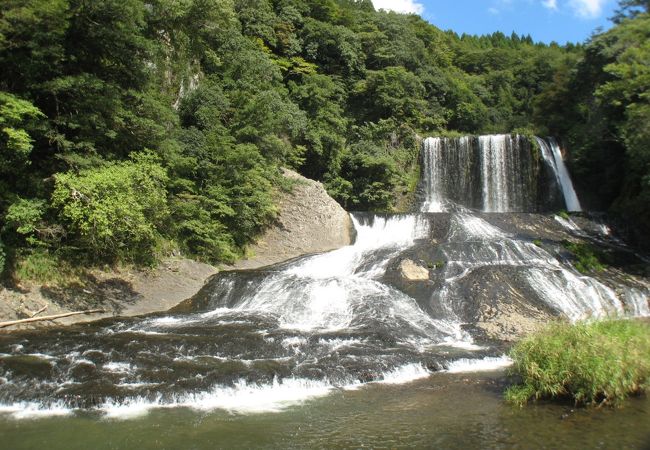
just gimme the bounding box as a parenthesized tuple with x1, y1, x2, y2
(30, 305, 48, 318)
(0, 309, 106, 329)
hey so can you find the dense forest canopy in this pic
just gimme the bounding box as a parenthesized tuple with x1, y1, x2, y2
(0, 0, 648, 276)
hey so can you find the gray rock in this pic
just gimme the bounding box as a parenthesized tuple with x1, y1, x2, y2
(231, 168, 353, 270)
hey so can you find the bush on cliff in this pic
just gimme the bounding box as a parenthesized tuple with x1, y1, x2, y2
(51, 152, 169, 263)
(505, 319, 650, 406)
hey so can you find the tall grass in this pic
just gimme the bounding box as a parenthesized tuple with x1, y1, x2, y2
(505, 319, 650, 406)
(13, 249, 82, 285)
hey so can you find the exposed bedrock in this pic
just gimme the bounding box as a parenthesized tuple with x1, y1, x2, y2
(231, 168, 353, 270)
(382, 212, 649, 341)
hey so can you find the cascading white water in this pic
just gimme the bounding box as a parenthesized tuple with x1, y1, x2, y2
(420, 136, 475, 212)
(421, 134, 581, 212)
(437, 214, 627, 321)
(421, 137, 444, 212)
(624, 288, 650, 317)
(548, 138, 581, 211)
(536, 137, 582, 212)
(480, 135, 510, 212)
(231, 213, 469, 342)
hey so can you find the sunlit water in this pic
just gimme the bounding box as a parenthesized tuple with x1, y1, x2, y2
(0, 207, 647, 447)
(0, 212, 647, 426)
(0, 371, 648, 450)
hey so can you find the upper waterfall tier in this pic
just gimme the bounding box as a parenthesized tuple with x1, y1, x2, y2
(419, 134, 581, 213)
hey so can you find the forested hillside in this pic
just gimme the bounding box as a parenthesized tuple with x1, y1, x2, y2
(1, 0, 648, 277)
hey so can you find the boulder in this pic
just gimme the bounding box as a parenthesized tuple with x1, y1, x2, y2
(232, 168, 353, 269)
(399, 259, 430, 281)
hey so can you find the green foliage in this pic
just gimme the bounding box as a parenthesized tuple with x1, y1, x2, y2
(562, 240, 605, 273)
(4, 198, 47, 246)
(0, 92, 44, 173)
(289, 73, 347, 179)
(505, 320, 650, 406)
(1, 0, 648, 273)
(51, 152, 169, 263)
(353, 66, 427, 124)
(326, 143, 399, 211)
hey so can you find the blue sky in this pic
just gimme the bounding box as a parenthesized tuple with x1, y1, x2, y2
(371, 0, 619, 44)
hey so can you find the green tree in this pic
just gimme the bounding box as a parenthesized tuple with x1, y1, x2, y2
(289, 73, 348, 179)
(0, 92, 44, 176)
(51, 152, 169, 262)
(0, 0, 69, 93)
(353, 66, 427, 125)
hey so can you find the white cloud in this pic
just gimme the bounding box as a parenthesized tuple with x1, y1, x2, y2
(487, 0, 515, 16)
(371, 0, 425, 15)
(542, 0, 558, 10)
(568, 0, 608, 18)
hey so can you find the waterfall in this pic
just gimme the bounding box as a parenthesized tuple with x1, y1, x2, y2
(420, 136, 475, 212)
(535, 137, 582, 212)
(548, 138, 582, 212)
(0, 210, 647, 419)
(421, 134, 580, 213)
(0, 135, 644, 420)
(480, 135, 512, 212)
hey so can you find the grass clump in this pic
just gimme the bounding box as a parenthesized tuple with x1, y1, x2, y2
(562, 240, 605, 273)
(12, 249, 83, 285)
(505, 319, 650, 407)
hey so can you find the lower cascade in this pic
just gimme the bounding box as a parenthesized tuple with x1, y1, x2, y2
(0, 138, 648, 419)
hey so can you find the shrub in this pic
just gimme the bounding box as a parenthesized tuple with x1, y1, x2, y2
(51, 152, 169, 263)
(4, 198, 48, 246)
(505, 320, 650, 407)
(562, 240, 605, 273)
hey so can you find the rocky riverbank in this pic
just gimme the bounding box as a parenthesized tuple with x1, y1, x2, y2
(0, 169, 353, 329)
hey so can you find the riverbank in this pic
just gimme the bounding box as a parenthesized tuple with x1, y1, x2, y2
(0, 258, 217, 328)
(0, 169, 352, 329)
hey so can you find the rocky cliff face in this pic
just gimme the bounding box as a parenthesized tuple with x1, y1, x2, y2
(231, 169, 353, 270)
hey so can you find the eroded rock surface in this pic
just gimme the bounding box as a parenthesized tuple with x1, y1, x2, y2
(399, 259, 430, 281)
(231, 169, 353, 270)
